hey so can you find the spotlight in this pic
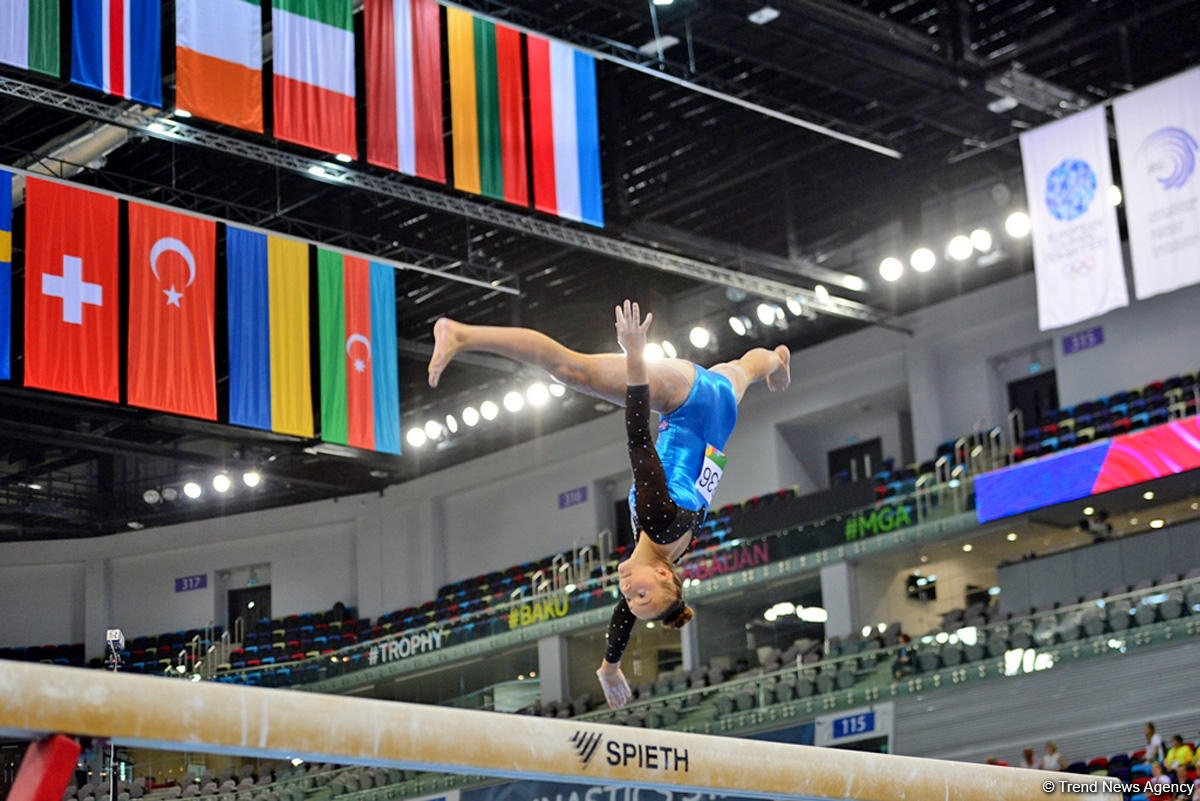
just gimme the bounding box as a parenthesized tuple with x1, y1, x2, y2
(548, 383, 566, 398)
(212, 474, 232, 493)
(183, 481, 202, 499)
(1149, 518, 1164, 529)
(1006, 532, 1018, 542)
(480, 400, 499, 420)
(406, 427, 427, 447)
(728, 316, 748, 337)
(242, 471, 261, 488)
(961, 543, 973, 552)
(786, 297, 804, 316)
(174, 109, 192, 118)
(143, 489, 162, 505)
(334, 153, 353, 163)
(423, 419, 443, 440)
(1142, 490, 1155, 501)
(644, 343, 664, 362)
(970, 228, 993, 252)
(1082, 506, 1095, 516)
(814, 284, 830, 303)
(756, 303, 778, 326)
(947, 235, 974, 261)
(879, 257, 903, 282)
(503, 391, 524, 412)
(445, 414, 459, 434)
(1108, 184, 1122, 206)
(1005, 211, 1031, 238)
(462, 406, 480, 426)
(527, 382, 550, 407)
(689, 326, 711, 349)
(910, 247, 936, 273)
(661, 340, 677, 359)
(161, 487, 179, 502)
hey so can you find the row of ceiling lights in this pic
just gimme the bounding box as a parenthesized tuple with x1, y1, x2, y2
(406, 382, 569, 448)
(142, 471, 262, 505)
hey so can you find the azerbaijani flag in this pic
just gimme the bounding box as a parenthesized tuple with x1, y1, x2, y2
(365, 0, 445, 182)
(317, 250, 400, 455)
(447, 7, 527, 204)
(0, 0, 60, 76)
(226, 227, 314, 438)
(175, 0, 263, 132)
(0, 170, 11, 380)
(527, 35, 603, 227)
(273, 0, 356, 157)
(71, 0, 162, 106)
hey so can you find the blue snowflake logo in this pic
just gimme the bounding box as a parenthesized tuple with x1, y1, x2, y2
(1045, 159, 1097, 221)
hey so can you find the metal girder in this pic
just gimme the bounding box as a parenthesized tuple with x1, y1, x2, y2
(0, 76, 902, 328)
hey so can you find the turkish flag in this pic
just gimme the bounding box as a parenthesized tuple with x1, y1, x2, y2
(24, 179, 120, 402)
(127, 202, 217, 419)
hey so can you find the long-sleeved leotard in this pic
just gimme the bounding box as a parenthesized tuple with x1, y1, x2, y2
(604, 384, 698, 664)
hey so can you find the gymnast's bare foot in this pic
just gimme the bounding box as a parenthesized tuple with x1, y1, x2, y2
(428, 318, 462, 388)
(766, 345, 791, 392)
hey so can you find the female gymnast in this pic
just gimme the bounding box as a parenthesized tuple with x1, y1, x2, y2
(427, 307, 790, 707)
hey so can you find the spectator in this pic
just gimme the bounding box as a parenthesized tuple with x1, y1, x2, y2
(1148, 762, 1173, 801)
(1041, 742, 1067, 771)
(1166, 735, 1194, 771)
(1173, 765, 1193, 800)
(1148, 723, 1166, 764)
(1020, 747, 1038, 770)
(985, 755, 1008, 766)
(892, 634, 916, 680)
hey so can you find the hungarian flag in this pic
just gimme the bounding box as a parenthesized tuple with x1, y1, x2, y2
(127, 202, 217, 419)
(24, 178, 119, 402)
(70, 0, 162, 106)
(175, 0, 263, 132)
(528, 35, 604, 227)
(273, 0, 356, 156)
(447, 7, 527, 204)
(365, 0, 444, 182)
(226, 226, 314, 438)
(0, 0, 60, 76)
(317, 250, 400, 454)
(0, 170, 11, 380)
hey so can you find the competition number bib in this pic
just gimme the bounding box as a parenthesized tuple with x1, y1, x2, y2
(694, 445, 727, 507)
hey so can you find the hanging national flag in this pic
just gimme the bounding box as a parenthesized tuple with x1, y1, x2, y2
(226, 226, 314, 438)
(0, 170, 11, 380)
(366, 0, 445, 182)
(273, 0, 356, 156)
(127, 203, 217, 419)
(175, 0, 263, 132)
(1019, 106, 1127, 331)
(527, 35, 603, 227)
(317, 250, 400, 454)
(24, 178, 119, 401)
(1114, 66, 1200, 301)
(0, 0, 60, 76)
(71, 0, 162, 106)
(447, 7, 528, 204)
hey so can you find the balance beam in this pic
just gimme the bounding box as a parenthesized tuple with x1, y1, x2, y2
(0, 661, 1109, 801)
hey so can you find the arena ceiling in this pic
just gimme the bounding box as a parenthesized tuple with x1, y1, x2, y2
(0, 0, 1197, 540)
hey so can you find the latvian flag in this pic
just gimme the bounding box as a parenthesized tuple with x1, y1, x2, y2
(528, 35, 604, 227)
(70, 0, 162, 106)
(175, 0, 263, 132)
(365, 0, 445, 182)
(273, 0, 356, 157)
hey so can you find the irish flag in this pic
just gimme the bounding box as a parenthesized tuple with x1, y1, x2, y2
(317, 250, 400, 455)
(528, 35, 604, 227)
(447, 7, 527, 205)
(365, 0, 445, 182)
(0, 0, 60, 76)
(71, 0, 162, 106)
(273, 0, 356, 157)
(175, 0, 263, 132)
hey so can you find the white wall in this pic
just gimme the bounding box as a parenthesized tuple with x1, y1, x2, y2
(850, 552, 997, 636)
(0, 561, 85, 646)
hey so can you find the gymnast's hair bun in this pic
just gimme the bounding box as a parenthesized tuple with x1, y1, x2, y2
(663, 604, 694, 629)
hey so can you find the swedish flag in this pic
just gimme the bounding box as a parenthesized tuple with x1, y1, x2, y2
(0, 170, 11, 380)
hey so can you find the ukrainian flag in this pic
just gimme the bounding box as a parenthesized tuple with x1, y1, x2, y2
(0, 170, 12, 380)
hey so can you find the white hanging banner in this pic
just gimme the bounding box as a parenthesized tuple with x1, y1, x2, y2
(1019, 106, 1128, 331)
(1113, 67, 1200, 300)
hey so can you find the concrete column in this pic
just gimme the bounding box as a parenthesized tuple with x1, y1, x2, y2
(680, 617, 701, 671)
(537, 634, 570, 706)
(819, 561, 857, 640)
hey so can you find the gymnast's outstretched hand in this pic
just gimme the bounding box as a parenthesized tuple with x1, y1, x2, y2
(614, 299, 652, 357)
(596, 661, 633, 709)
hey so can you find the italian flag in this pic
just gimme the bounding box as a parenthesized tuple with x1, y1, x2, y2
(273, 0, 356, 157)
(0, 0, 60, 76)
(365, 0, 445, 182)
(175, 0, 263, 132)
(447, 7, 527, 205)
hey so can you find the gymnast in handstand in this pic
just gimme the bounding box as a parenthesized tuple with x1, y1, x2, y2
(428, 304, 791, 708)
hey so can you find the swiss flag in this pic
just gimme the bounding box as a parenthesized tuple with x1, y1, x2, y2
(24, 179, 119, 402)
(127, 203, 217, 419)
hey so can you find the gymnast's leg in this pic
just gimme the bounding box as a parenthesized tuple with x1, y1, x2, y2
(709, 344, 792, 403)
(428, 318, 694, 413)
